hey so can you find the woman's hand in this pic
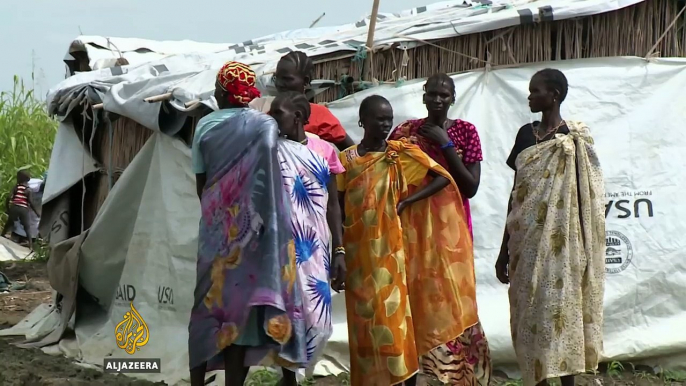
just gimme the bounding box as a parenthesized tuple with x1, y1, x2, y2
(495, 249, 510, 284)
(418, 123, 451, 146)
(396, 200, 410, 215)
(331, 252, 347, 292)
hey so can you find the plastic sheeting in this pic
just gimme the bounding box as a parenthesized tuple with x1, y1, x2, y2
(16, 57, 683, 386)
(47, 0, 645, 136)
(63, 0, 645, 77)
(41, 123, 99, 205)
(72, 132, 198, 385)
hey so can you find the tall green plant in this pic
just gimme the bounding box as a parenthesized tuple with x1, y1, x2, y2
(0, 76, 57, 224)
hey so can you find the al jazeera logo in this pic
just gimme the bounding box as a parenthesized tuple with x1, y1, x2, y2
(103, 303, 161, 373)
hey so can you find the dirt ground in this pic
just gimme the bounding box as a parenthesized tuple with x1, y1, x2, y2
(1, 261, 684, 386)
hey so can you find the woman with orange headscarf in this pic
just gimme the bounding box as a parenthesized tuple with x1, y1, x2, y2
(189, 61, 307, 386)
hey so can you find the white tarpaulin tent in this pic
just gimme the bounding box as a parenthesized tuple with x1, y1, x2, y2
(9, 56, 685, 385)
(3, 0, 686, 385)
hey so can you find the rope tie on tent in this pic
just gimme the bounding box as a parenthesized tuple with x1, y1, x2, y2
(338, 75, 351, 99)
(87, 106, 98, 232)
(352, 46, 368, 63)
(392, 33, 489, 66)
(644, 4, 686, 60)
(104, 112, 114, 191)
(352, 46, 369, 82)
(78, 102, 90, 235)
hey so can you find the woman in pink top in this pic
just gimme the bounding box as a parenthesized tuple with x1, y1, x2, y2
(389, 73, 491, 386)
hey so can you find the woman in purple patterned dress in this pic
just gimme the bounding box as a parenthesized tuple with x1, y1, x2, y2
(189, 61, 307, 386)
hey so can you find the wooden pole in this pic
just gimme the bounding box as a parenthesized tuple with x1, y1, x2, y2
(364, 0, 381, 81)
(309, 12, 326, 28)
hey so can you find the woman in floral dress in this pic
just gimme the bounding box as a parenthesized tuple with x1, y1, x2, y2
(270, 91, 347, 385)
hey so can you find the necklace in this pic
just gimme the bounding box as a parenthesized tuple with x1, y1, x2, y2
(532, 120, 565, 164)
(281, 134, 308, 144)
(532, 120, 565, 143)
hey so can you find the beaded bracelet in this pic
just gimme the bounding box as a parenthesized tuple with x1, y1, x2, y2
(334, 246, 346, 255)
(441, 140, 455, 150)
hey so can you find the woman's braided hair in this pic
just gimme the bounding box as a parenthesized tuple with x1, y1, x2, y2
(274, 91, 311, 124)
(280, 51, 314, 83)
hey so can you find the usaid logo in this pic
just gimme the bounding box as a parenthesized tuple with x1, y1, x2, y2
(605, 230, 633, 274)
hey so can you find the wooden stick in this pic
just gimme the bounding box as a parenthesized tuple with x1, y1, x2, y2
(309, 12, 326, 28)
(92, 103, 103, 110)
(144, 93, 172, 103)
(185, 99, 202, 109)
(364, 0, 381, 81)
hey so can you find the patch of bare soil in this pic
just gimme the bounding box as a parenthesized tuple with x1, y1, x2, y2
(0, 337, 166, 386)
(0, 260, 51, 328)
(488, 367, 686, 386)
(0, 261, 164, 385)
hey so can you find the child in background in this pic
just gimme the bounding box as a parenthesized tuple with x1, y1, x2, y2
(3, 170, 39, 250)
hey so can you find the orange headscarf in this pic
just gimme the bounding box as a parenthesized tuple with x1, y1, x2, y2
(216, 61, 261, 106)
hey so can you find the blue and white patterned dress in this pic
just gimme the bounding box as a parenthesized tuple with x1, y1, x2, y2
(277, 139, 333, 367)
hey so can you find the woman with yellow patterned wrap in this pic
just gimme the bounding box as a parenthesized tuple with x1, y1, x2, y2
(496, 69, 605, 386)
(337, 95, 478, 386)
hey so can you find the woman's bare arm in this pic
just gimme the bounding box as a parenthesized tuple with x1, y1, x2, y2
(441, 148, 481, 198)
(326, 179, 343, 249)
(402, 170, 450, 205)
(335, 135, 356, 152)
(195, 173, 207, 200)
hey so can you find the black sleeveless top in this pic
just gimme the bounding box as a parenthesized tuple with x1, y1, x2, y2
(506, 121, 569, 171)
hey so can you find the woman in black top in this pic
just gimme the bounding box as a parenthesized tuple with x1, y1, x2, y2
(495, 69, 606, 386)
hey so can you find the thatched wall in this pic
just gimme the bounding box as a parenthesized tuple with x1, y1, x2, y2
(72, 115, 153, 228)
(314, 0, 686, 102)
(79, 113, 201, 227)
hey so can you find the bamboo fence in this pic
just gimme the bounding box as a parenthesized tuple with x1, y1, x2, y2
(314, 0, 686, 102)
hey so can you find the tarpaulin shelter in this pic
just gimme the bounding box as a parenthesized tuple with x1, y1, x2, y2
(2, 0, 686, 385)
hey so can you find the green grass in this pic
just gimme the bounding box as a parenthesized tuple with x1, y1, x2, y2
(608, 360, 625, 378)
(0, 76, 57, 228)
(662, 370, 686, 383)
(245, 369, 351, 385)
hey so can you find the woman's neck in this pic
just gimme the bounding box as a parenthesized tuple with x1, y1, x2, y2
(426, 112, 449, 127)
(360, 135, 385, 151)
(294, 128, 307, 143)
(540, 106, 563, 129)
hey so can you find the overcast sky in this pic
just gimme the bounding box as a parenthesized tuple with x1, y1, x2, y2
(0, 0, 430, 96)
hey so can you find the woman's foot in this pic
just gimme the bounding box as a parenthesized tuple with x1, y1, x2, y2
(404, 374, 418, 386)
(279, 368, 298, 386)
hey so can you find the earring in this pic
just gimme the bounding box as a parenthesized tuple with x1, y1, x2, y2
(358, 122, 362, 127)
